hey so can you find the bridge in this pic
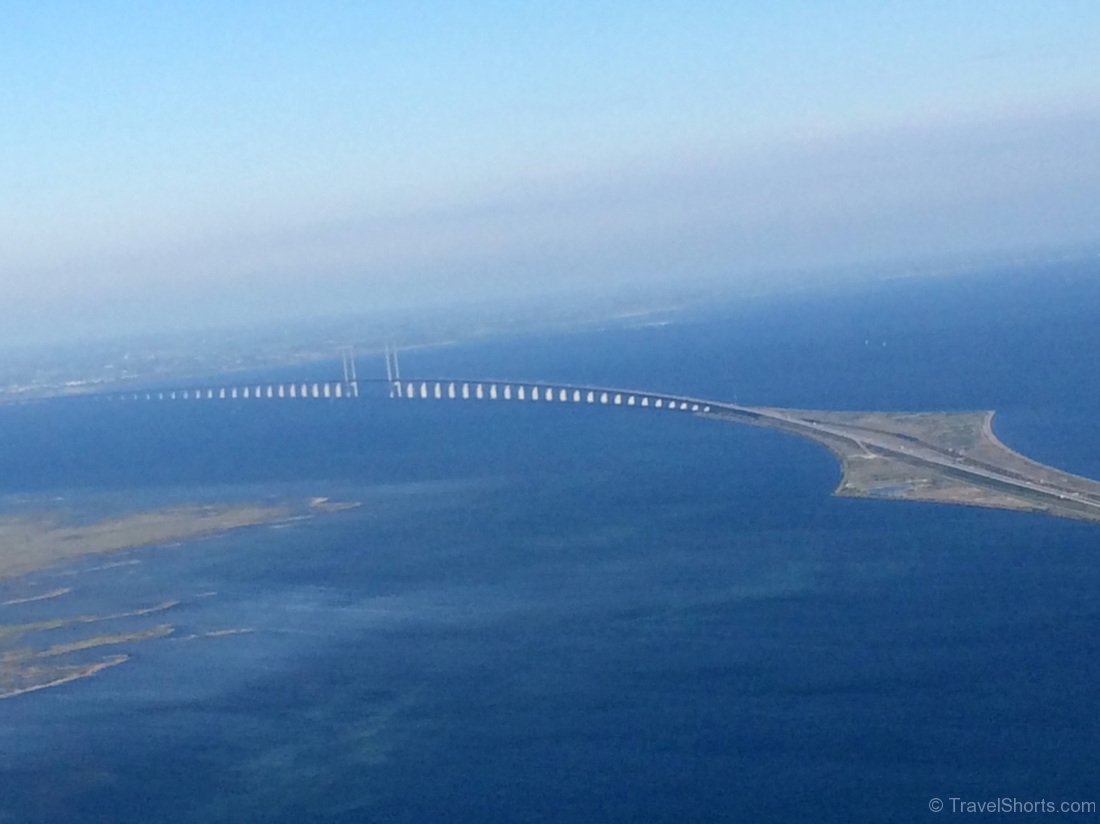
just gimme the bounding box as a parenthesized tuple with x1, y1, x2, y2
(109, 378, 718, 414)
(93, 348, 1100, 524)
(100, 347, 723, 413)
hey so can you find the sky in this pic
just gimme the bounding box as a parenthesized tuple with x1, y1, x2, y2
(2, 1, 1099, 344)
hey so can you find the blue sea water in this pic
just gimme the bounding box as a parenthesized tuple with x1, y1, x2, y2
(1, 263, 1098, 822)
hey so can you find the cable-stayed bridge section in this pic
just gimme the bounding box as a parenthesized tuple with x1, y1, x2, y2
(95, 348, 1100, 526)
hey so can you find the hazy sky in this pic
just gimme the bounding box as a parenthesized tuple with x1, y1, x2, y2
(2, 2, 1099, 343)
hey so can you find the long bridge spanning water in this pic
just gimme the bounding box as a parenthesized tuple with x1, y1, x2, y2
(110, 377, 717, 414)
(95, 348, 1100, 525)
(103, 345, 723, 411)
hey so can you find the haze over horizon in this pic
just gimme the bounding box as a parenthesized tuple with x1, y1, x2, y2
(3, 2, 1099, 346)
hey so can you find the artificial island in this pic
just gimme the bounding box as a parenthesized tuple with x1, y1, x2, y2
(705, 404, 1100, 524)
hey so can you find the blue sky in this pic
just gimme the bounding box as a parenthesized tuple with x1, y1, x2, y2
(2, 2, 1099, 342)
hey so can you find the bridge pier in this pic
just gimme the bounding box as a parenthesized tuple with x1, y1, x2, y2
(114, 371, 721, 419)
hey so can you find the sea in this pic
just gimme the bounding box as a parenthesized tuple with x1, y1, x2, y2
(1, 262, 1098, 823)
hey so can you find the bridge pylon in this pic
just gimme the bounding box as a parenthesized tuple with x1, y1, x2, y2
(340, 346, 360, 398)
(384, 344, 401, 398)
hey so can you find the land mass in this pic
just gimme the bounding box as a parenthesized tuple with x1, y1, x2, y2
(0, 502, 317, 580)
(706, 405, 1100, 523)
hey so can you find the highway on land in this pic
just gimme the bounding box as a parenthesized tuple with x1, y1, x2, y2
(719, 401, 1100, 516)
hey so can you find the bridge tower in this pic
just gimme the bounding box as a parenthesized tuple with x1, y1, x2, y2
(384, 344, 401, 398)
(340, 346, 360, 398)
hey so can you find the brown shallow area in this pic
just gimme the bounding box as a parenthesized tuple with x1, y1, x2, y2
(0, 498, 358, 699)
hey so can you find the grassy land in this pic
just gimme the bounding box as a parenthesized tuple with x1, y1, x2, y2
(0, 503, 295, 580)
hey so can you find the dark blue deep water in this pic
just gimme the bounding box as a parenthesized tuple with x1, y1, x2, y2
(1, 263, 1098, 822)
